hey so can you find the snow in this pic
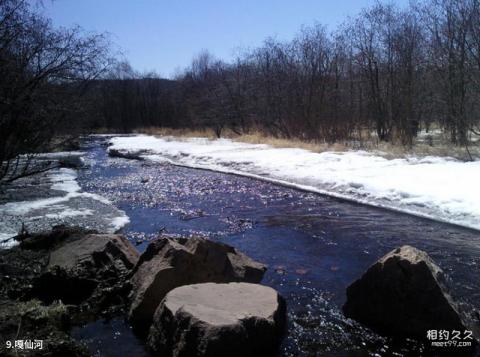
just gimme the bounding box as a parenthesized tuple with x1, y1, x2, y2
(109, 135, 480, 231)
(417, 129, 443, 138)
(110, 215, 131, 231)
(0, 232, 17, 249)
(0, 166, 129, 248)
(1, 196, 71, 216)
(0, 169, 87, 216)
(44, 208, 94, 219)
(37, 151, 85, 159)
(49, 168, 82, 193)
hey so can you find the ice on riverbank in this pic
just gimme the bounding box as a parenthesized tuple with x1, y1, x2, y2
(0, 166, 130, 248)
(109, 135, 480, 231)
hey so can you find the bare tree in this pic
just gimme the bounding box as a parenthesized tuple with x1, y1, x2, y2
(0, 0, 113, 183)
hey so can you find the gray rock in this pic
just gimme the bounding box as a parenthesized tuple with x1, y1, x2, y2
(343, 245, 475, 340)
(108, 148, 145, 160)
(56, 154, 84, 168)
(48, 233, 139, 271)
(148, 282, 286, 357)
(29, 232, 139, 316)
(128, 237, 266, 331)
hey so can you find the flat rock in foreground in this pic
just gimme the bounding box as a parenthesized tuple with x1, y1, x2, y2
(343, 245, 476, 340)
(148, 282, 286, 357)
(128, 237, 267, 331)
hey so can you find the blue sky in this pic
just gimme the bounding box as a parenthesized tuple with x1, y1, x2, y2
(41, 0, 407, 78)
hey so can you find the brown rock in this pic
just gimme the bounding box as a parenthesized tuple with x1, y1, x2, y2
(48, 233, 139, 271)
(343, 245, 475, 340)
(128, 237, 266, 331)
(148, 282, 286, 357)
(30, 233, 139, 313)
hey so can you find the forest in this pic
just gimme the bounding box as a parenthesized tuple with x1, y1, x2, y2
(2, 0, 480, 181)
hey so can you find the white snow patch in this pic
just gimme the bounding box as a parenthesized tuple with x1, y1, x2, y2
(44, 208, 94, 219)
(49, 168, 81, 193)
(0, 196, 71, 215)
(0, 232, 18, 249)
(0, 169, 113, 218)
(0, 165, 129, 248)
(109, 135, 480, 231)
(417, 129, 443, 138)
(110, 215, 130, 232)
(37, 151, 85, 159)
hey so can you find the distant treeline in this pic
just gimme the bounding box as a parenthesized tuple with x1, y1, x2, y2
(89, 0, 480, 147)
(2, 0, 480, 181)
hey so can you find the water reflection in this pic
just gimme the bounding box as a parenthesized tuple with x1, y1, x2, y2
(76, 138, 480, 356)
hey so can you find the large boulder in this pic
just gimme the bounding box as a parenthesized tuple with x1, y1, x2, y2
(128, 237, 266, 331)
(343, 245, 475, 340)
(29, 233, 140, 317)
(148, 282, 286, 357)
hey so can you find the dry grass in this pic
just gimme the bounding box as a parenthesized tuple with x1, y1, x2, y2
(370, 142, 476, 160)
(135, 127, 349, 152)
(91, 127, 124, 134)
(134, 127, 218, 139)
(233, 132, 348, 153)
(133, 126, 480, 161)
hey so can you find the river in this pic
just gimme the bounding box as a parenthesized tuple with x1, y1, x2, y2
(72, 136, 480, 356)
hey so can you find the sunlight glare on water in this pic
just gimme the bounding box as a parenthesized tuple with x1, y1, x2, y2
(76, 137, 480, 357)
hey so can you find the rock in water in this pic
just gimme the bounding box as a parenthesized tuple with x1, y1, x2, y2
(148, 282, 286, 357)
(343, 245, 474, 339)
(128, 237, 266, 331)
(108, 148, 145, 160)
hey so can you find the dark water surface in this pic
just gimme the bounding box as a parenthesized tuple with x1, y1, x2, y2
(73, 137, 480, 356)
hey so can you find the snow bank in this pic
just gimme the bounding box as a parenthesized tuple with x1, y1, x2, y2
(1, 169, 92, 215)
(49, 168, 82, 192)
(0, 167, 129, 248)
(109, 135, 480, 231)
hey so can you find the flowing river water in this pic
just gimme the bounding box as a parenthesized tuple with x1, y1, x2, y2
(72, 137, 480, 356)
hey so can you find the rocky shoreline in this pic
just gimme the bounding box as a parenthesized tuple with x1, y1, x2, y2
(0, 227, 138, 356)
(1, 227, 480, 356)
(0, 228, 287, 356)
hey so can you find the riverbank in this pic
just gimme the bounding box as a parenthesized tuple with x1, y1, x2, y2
(108, 134, 480, 231)
(0, 227, 140, 357)
(0, 226, 283, 357)
(133, 127, 480, 161)
(0, 152, 129, 248)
